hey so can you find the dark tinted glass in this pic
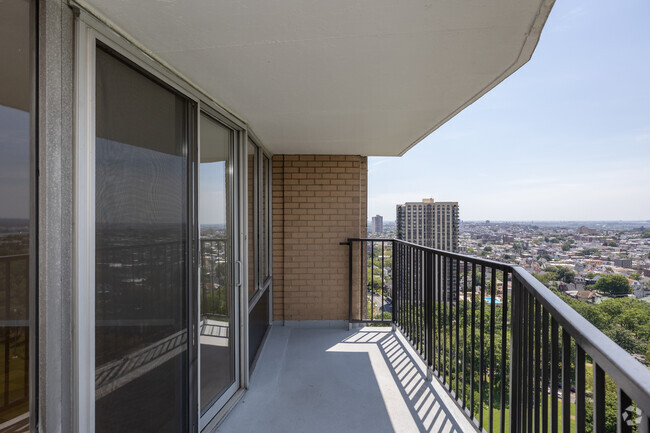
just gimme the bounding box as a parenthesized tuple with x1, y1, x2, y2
(199, 114, 235, 412)
(248, 290, 269, 369)
(0, 0, 32, 430)
(95, 47, 189, 433)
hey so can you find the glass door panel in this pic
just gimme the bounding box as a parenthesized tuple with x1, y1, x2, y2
(0, 0, 32, 430)
(199, 114, 237, 418)
(94, 47, 189, 433)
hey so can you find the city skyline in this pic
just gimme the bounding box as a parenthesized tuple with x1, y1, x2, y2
(368, 0, 650, 222)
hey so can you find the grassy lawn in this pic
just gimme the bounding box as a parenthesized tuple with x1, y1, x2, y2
(478, 395, 576, 433)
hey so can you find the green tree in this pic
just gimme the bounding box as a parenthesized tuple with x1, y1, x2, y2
(594, 274, 630, 296)
(604, 327, 647, 354)
(630, 273, 641, 281)
(579, 248, 600, 256)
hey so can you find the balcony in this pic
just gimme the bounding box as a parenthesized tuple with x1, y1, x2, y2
(217, 326, 474, 433)
(219, 239, 650, 433)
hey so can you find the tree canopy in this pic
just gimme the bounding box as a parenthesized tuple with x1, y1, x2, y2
(594, 274, 630, 296)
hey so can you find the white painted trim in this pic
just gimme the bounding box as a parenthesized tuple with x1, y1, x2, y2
(73, 20, 96, 433)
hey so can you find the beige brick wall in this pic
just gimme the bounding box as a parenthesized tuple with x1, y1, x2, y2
(272, 155, 367, 321)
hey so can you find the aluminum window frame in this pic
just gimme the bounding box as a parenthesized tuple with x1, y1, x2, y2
(72, 9, 270, 431)
(197, 109, 242, 430)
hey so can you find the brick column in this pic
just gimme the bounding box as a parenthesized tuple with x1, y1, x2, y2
(272, 155, 367, 322)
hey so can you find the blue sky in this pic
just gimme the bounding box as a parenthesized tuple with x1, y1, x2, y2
(368, 0, 650, 222)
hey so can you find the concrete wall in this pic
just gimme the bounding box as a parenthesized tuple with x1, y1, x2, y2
(272, 155, 367, 322)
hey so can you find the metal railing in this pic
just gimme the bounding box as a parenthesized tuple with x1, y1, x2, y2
(0, 253, 30, 414)
(346, 238, 650, 433)
(199, 237, 229, 320)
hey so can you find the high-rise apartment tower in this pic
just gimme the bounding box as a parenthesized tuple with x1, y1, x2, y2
(396, 198, 459, 251)
(371, 215, 383, 233)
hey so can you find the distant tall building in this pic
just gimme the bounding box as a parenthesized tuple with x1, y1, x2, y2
(396, 198, 459, 251)
(371, 215, 383, 233)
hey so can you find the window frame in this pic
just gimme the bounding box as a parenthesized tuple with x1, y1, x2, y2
(73, 10, 271, 431)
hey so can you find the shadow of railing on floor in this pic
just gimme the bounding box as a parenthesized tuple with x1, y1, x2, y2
(342, 329, 468, 433)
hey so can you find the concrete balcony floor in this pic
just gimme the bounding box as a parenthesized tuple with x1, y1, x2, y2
(217, 326, 475, 433)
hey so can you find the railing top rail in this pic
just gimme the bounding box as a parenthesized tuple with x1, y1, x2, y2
(512, 266, 650, 414)
(347, 238, 511, 270)
(348, 237, 650, 411)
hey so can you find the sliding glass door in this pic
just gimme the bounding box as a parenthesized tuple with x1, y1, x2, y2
(0, 1, 34, 431)
(94, 46, 191, 433)
(75, 24, 270, 430)
(198, 113, 239, 427)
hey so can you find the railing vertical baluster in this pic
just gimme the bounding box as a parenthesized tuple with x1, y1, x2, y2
(463, 261, 468, 410)
(455, 257, 460, 399)
(489, 267, 496, 433)
(528, 292, 534, 433)
(415, 250, 424, 354)
(449, 257, 454, 395)
(381, 241, 385, 321)
(371, 241, 375, 322)
(470, 261, 476, 421)
(360, 241, 364, 321)
(433, 252, 437, 372)
(542, 309, 549, 433)
(348, 240, 353, 323)
(593, 363, 605, 433)
(617, 387, 632, 433)
(438, 253, 442, 376)
(500, 271, 508, 433)
(443, 254, 447, 384)
(575, 345, 585, 433)
(534, 300, 541, 433)
(478, 265, 485, 428)
(508, 276, 517, 432)
(426, 250, 433, 372)
(421, 250, 425, 354)
(522, 286, 529, 433)
(409, 246, 413, 345)
(561, 330, 571, 433)
(551, 318, 559, 433)
(398, 243, 402, 327)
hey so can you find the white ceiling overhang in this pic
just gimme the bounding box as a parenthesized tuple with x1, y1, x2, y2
(78, 0, 554, 156)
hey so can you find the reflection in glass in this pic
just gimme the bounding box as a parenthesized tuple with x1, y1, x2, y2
(95, 47, 188, 433)
(0, 0, 32, 430)
(247, 143, 256, 297)
(199, 114, 235, 413)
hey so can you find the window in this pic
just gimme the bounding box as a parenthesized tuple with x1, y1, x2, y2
(0, 0, 35, 430)
(94, 46, 191, 432)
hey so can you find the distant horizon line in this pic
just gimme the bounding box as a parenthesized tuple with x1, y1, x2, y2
(367, 219, 650, 223)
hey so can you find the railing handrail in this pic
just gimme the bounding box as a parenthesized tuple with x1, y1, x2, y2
(350, 238, 512, 270)
(348, 237, 650, 419)
(512, 266, 650, 415)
